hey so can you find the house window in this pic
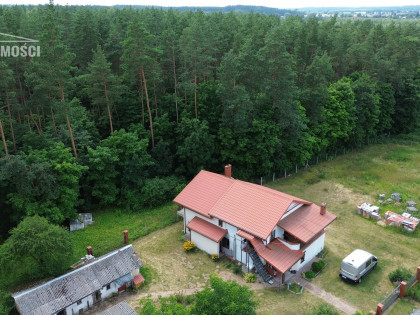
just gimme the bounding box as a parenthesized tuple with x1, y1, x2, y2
(218, 220, 223, 227)
(77, 300, 82, 305)
(106, 284, 111, 290)
(301, 252, 306, 263)
(221, 237, 230, 249)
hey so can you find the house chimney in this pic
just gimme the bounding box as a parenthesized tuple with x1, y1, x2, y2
(224, 164, 232, 178)
(320, 203, 327, 215)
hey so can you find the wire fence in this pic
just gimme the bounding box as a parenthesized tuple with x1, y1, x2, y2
(250, 133, 420, 186)
(381, 283, 401, 312)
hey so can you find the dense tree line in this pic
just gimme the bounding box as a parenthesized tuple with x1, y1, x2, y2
(0, 4, 419, 243)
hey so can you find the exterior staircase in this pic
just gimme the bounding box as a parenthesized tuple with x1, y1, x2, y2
(249, 249, 272, 283)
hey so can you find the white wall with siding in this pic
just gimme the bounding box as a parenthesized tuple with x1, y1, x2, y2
(190, 230, 219, 255)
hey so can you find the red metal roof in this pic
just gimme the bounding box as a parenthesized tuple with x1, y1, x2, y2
(174, 170, 311, 240)
(174, 170, 234, 218)
(250, 238, 304, 274)
(187, 217, 227, 242)
(278, 204, 337, 243)
(237, 230, 255, 241)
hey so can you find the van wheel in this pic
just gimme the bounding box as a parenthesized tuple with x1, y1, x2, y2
(358, 278, 362, 283)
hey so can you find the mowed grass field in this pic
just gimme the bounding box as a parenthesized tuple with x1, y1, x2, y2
(70, 203, 180, 261)
(268, 143, 420, 312)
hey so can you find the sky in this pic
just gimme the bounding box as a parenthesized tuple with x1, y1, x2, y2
(0, 0, 418, 9)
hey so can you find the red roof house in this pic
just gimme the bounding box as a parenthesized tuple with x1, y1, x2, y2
(174, 165, 336, 284)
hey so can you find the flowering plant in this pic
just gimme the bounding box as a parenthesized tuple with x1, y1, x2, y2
(183, 241, 196, 252)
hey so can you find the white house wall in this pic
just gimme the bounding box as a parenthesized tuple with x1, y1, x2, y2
(274, 226, 284, 239)
(297, 233, 326, 269)
(234, 235, 254, 270)
(100, 282, 118, 299)
(64, 294, 94, 315)
(191, 230, 219, 255)
(184, 208, 218, 232)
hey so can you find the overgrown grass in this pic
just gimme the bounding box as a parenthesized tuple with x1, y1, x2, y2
(267, 142, 420, 312)
(387, 298, 420, 315)
(71, 203, 180, 261)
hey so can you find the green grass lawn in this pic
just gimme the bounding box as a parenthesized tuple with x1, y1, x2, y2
(267, 142, 420, 313)
(387, 298, 420, 315)
(70, 203, 180, 261)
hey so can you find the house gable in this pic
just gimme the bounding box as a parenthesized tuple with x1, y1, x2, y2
(278, 204, 336, 243)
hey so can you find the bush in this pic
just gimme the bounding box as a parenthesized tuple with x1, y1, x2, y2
(407, 283, 420, 302)
(311, 303, 340, 315)
(233, 264, 243, 275)
(244, 273, 256, 283)
(388, 267, 412, 283)
(185, 294, 195, 305)
(312, 260, 326, 273)
(183, 241, 196, 252)
(317, 247, 328, 259)
(304, 270, 315, 279)
(211, 254, 219, 262)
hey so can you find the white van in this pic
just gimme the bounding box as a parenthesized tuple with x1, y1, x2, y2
(339, 249, 377, 283)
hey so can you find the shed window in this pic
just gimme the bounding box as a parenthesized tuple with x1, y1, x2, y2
(77, 300, 82, 305)
(106, 284, 111, 290)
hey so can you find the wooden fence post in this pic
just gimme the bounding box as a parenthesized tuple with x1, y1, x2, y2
(417, 266, 420, 281)
(123, 230, 129, 244)
(376, 303, 383, 315)
(87, 246, 92, 256)
(399, 281, 407, 298)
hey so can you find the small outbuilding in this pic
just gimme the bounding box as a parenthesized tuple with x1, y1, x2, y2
(13, 245, 142, 315)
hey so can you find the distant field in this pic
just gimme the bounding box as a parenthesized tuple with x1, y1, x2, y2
(268, 142, 420, 312)
(70, 203, 180, 261)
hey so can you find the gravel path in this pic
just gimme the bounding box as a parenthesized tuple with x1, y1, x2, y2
(299, 277, 358, 314)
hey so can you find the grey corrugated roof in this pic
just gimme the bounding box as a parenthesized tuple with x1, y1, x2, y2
(99, 301, 138, 315)
(13, 245, 142, 315)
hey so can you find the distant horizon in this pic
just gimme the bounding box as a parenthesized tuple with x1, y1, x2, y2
(1, 1, 419, 9)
